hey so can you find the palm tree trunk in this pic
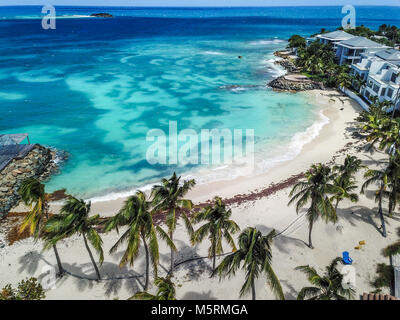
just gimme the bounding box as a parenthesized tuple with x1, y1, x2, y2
(82, 234, 101, 281)
(378, 195, 387, 238)
(335, 199, 340, 212)
(211, 242, 216, 275)
(251, 278, 256, 300)
(169, 231, 174, 276)
(45, 203, 64, 278)
(308, 220, 314, 249)
(212, 254, 216, 274)
(142, 235, 150, 291)
(52, 244, 64, 277)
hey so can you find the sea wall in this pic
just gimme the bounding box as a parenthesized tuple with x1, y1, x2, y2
(268, 76, 325, 91)
(340, 87, 370, 111)
(0, 145, 57, 216)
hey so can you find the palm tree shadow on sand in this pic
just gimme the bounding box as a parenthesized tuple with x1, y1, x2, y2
(337, 205, 384, 236)
(279, 280, 298, 300)
(171, 241, 213, 280)
(254, 224, 308, 254)
(17, 250, 144, 295)
(180, 290, 217, 300)
(17, 250, 71, 288)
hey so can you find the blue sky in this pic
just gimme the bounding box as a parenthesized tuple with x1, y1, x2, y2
(1, 0, 399, 6)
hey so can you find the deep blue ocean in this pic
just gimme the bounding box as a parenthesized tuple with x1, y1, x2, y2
(0, 6, 399, 200)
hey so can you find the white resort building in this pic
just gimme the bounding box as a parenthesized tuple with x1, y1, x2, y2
(300, 29, 400, 111)
(315, 30, 355, 51)
(351, 48, 400, 108)
(336, 36, 389, 65)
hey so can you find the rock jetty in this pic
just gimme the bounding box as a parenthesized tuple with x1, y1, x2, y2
(268, 75, 325, 91)
(268, 50, 324, 91)
(0, 145, 60, 216)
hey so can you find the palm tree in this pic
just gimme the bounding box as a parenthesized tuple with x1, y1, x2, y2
(105, 191, 173, 290)
(357, 101, 400, 153)
(288, 164, 339, 249)
(362, 157, 400, 237)
(129, 276, 176, 300)
(331, 176, 359, 212)
(352, 74, 366, 93)
(331, 155, 363, 211)
(151, 172, 195, 275)
(336, 69, 352, 90)
(296, 257, 355, 300)
(191, 196, 240, 273)
(333, 155, 363, 181)
(43, 196, 104, 281)
(213, 227, 284, 300)
(391, 89, 400, 119)
(18, 178, 64, 277)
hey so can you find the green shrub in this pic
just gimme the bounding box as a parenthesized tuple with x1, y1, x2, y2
(371, 263, 394, 290)
(0, 277, 46, 300)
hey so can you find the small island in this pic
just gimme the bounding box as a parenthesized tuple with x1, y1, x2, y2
(90, 13, 113, 18)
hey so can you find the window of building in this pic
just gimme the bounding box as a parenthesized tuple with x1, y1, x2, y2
(381, 88, 386, 96)
(373, 84, 380, 94)
(387, 88, 394, 98)
(391, 73, 397, 83)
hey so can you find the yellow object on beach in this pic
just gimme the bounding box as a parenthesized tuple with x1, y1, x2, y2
(359, 240, 366, 245)
(355, 246, 361, 250)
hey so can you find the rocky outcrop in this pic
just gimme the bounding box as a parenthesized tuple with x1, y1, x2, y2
(273, 50, 301, 73)
(0, 145, 59, 216)
(90, 13, 113, 18)
(274, 59, 300, 73)
(268, 75, 325, 91)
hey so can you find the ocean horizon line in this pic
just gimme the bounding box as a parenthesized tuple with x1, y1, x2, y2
(1, 5, 399, 8)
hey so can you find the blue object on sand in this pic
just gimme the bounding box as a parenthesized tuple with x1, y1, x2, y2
(342, 251, 353, 265)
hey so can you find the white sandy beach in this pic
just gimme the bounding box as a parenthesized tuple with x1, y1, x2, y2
(2, 89, 399, 300)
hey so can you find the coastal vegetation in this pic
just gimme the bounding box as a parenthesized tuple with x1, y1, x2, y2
(191, 196, 240, 273)
(370, 227, 400, 293)
(151, 172, 195, 276)
(18, 178, 65, 277)
(312, 24, 400, 47)
(213, 227, 284, 300)
(288, 164, 339, 249)
(1, 277, 45, 300)
(288, 34, 306, 50)
(10, 139, 398, 300)
(43, 196, 104, 281)
(292, 40, 354, 89)
(104, 191, 169, 291)
(338, 24, 400, 47)
(296, 257, 355, 300)
(331, 155, 363, 211)
(129, 276, 176, 300)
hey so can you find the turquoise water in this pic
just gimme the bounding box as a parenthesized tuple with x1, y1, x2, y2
(0, 6, 399, 199)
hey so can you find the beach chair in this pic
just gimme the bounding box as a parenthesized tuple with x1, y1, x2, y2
(342, 251, 353, 265)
